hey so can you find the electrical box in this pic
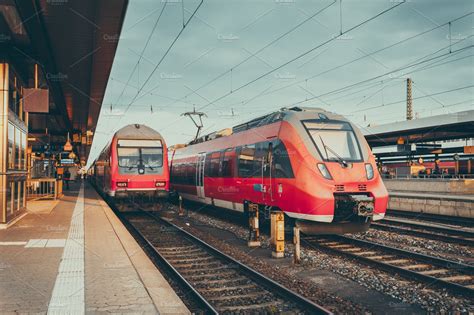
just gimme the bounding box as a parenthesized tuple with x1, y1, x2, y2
(271, 211, 285, 258)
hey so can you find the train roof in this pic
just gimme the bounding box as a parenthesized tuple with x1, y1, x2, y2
(114, 124, 165, 141)
(188, 107, 343, 145)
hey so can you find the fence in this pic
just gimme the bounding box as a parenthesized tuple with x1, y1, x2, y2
(381, 173, 474, 180)
(26, 178, 62, 200)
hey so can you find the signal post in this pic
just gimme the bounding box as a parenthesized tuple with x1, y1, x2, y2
(247, 203, 261, 247)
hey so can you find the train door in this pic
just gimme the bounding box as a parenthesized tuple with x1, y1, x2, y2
(196, 153, 206, 199)
(261, 142, 274, 203)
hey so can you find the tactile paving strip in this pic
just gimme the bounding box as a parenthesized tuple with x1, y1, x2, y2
(48, 184, 85, 314)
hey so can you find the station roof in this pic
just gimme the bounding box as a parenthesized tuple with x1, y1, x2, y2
(2, 0, 128, 159)
(362, 110, 474, 147)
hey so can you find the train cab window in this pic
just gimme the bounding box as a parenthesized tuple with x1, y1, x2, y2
(303, 121, 362, 162)
(117, 139, 163, 174)
(141, 147, 163, 167)
(220, 149, 235, 177)
(237, 145, 255, 178)
(117, 148, 140, 168)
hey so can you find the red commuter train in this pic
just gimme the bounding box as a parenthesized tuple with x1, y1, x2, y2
(170, 107, 388, 234)
(91, 124, 169, 200)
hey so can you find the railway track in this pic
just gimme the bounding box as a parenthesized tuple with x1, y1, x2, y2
(387, 209, 474, 228)
(120, 211, 332, 314)
(372, 217, 474, 247)
(303, 235, 474, 299)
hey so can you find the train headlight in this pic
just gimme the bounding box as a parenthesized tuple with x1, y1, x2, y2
(155, 181, 166, 187)
(317, 163, 332, 180)
(116, 182, 128, 188)
(365, 163, 374, 180)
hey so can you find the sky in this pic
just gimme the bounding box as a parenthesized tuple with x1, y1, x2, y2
(87, 0, 473, 166)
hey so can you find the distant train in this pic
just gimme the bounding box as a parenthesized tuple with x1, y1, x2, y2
(91, 124, 169, 200)
(170, 107, 388, 234)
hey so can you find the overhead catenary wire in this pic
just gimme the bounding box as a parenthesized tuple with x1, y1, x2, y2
(215, 12, 473, 111)
(193, 1, 406, 113)
(158, 1, 406, 134)
(120, 0, 204, 116)
(351, 84, 474, 113)
(163, 0, 337, 108)
(113, 2, 169, 110)
(286, 44, 473, 108)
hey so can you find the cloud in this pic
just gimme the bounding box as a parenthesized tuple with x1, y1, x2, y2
(88, 0, 473, 164)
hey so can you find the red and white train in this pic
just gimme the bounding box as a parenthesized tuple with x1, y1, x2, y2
(170, 107, 388, 234)
(91, 124, 169, 200)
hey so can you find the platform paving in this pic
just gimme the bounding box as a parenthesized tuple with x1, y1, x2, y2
(0, 181, 188, 314)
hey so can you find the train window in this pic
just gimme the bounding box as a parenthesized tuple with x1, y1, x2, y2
(272, 140, 295, 178)
(210, 152, 221, 177)
(238, 145, 255, 178)
(253, 142, 268, 178)
(186, 163, 196, 185)
(221, 149, 235, 177)
(204, 153, 212, 177)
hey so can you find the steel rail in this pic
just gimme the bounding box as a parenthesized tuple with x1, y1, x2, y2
(372, 220, 474, 247)
(116, 211, 218, 314)
(303, 235, 474, 299)
(387, 210, 474, 227)
(128, 210, 332, 315)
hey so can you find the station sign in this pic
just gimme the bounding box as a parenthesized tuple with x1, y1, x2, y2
(60, 158, 75, 165)
(23, 88, 49, 113)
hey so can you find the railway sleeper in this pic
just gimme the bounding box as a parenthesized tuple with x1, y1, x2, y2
(439, 275, 473, 282)
(217, 301, 288, 313)
(210, 293, 281, 308)
(170, 260, 221, 269)
(167, 256, 215, 264)
(193, 276, 249, 287)
(381, 259, 411, 265)
(419, 269, 450, 275)
(402, 264, 432, 270)
(179, 264, 230, 274)
(200, 283, 257, 293)
(207, 292, 275, 303)
(156, 245, 198, 252)
(202, 286, 266, 299)
(185, 270, 238, 280)
(160, 250, 208, 258)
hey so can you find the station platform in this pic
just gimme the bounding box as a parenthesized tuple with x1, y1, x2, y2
(388, 190, 474, 218)
(0, 181, 189, 314)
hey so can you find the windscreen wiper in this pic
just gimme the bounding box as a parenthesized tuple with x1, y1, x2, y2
(318, 135, 348, 167)
(144, 165, 155, 171)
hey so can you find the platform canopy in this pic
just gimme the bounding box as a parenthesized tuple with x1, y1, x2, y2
(362, 110, 474, 147)
(1, 0, 128, 160)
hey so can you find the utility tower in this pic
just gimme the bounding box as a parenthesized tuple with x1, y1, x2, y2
(406, 78, 413, 120)
(181, 107, 207, 141)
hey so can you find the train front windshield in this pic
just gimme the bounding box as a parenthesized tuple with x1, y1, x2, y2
(303, 121, 362, 162)
(117, 139, 163, 174)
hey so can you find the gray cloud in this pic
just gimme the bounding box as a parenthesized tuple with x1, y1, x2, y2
(89, 0, 473, 164)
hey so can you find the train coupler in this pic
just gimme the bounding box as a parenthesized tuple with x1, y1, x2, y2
(351, 195, 375, 217)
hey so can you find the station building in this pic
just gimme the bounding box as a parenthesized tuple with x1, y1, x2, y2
(0, 0, 128, 226)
